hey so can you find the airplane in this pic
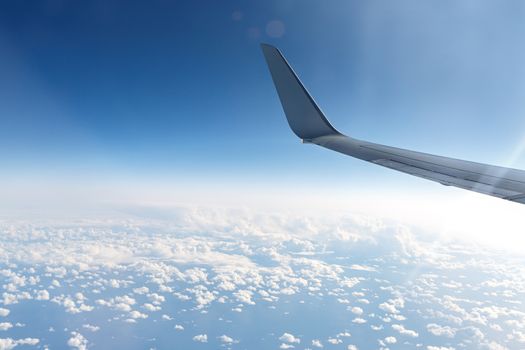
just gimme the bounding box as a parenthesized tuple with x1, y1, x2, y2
(261, 43, 525, 205)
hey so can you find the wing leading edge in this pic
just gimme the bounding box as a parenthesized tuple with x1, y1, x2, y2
(261, 43, 525, 205)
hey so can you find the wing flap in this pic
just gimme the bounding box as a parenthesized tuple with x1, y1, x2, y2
(363, 144, 525, 194)
(371, 159, 521, 199)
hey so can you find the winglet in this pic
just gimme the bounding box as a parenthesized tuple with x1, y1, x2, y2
(260, 44, 341, 140)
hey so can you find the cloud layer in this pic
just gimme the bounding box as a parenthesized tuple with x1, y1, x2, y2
(0, 207, 524, 349)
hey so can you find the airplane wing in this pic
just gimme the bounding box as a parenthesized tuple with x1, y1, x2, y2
(261, 43, 525, 205)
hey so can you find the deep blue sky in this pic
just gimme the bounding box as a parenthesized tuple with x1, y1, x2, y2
(2, 0, 525, 196)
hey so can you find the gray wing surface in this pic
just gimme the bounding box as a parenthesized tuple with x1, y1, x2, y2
(261, 43, 525, 205)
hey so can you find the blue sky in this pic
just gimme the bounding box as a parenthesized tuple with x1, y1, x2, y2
(2, 0, 525, 204)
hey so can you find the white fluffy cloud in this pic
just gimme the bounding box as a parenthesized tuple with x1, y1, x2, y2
(67, 332, 87, 350)
(218, 335, 236, 344)
(327, 338, 342, 344)
(379, 298, 404, 314)
(426, 323, 456, 338)
(35, 290, 49, 300)
(312, 339, 323, 347)
(0, 337, 39, 350)
(142, 303, 161, 312)
(129, 310, 147, 319)
(0, 323, 13, 331)
(279, 333, 300, 344)
(384, 336, 397, 344)
(233, 290, 255, 305)
(392, 324, 419, 338)
(352, 318, 367, 324)
(82, 324, 100, 332)
(351, 307, 363, 315)
(192, 334, 208, 343)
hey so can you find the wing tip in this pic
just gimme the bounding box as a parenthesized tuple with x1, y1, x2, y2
(260, 42, 276, 49)
(260, 43, 279, 57)
(260, 43, 342, 140)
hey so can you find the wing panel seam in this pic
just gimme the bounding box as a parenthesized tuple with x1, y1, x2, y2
(372, 158, 518, 198)
(361, 145, 525, 186)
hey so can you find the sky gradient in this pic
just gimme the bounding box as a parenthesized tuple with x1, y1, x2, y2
(2, 1, 525, 233)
